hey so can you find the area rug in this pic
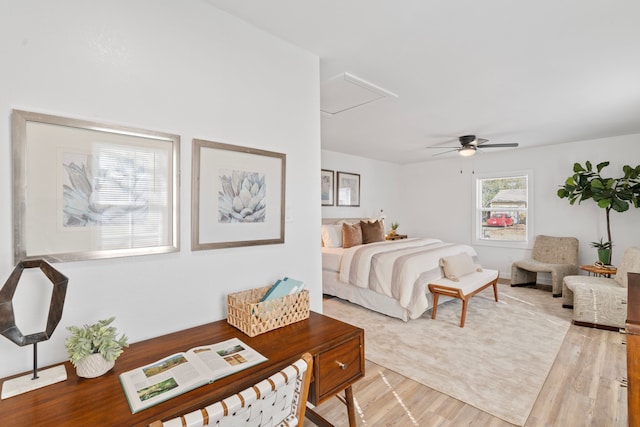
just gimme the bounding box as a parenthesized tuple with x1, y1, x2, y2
(322, 284, 571, 426)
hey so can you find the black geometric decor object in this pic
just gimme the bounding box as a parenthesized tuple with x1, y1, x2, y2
(0, 259, 68, 347)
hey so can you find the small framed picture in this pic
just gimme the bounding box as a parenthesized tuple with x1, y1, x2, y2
(321, 169, 334, 206)
(337, 171, 360, 207)
(191, 139, 286, 250)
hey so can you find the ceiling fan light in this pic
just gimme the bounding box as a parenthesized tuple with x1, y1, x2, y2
(459, 146, 476, 157)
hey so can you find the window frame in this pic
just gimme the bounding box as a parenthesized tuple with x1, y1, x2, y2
(471, 169, 534, 249)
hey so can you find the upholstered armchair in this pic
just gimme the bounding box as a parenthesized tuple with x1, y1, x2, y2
(562, 246, 640, 330)
(511, 235, 579, 297)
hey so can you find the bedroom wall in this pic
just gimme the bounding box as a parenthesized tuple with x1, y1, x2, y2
(400, 134, 640, 278)
(0, 1, 321, 378)
(321, 149, 401, 229)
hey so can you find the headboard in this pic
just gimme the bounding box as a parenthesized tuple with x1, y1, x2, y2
(321, 217, 385, 248)
(321, 217, 373, 225)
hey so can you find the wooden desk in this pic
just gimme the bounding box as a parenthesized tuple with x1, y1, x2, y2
(0, 312, 364, 426)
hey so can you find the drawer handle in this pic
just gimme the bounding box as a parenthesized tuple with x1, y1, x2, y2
(337, 361, 347, 370)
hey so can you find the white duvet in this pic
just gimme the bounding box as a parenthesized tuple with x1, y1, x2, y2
(339, 238, 478, 319)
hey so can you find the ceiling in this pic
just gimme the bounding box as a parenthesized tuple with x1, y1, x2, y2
(207, 0, 640, 164)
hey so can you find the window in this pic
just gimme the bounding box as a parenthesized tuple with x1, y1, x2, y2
(473, 171, 532, 247)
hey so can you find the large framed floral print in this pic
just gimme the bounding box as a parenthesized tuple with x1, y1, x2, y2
(11, 110, 180, 262)
(191, 139, 286, 250)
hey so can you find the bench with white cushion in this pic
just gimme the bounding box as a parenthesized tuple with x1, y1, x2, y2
(428, 269, 500, 328)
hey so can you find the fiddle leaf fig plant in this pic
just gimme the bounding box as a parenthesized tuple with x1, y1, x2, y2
(557, 161, 640, 259)
(65, 317, 129, 367)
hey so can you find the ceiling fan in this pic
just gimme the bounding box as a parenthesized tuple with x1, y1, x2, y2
(427, 135, 519, 157)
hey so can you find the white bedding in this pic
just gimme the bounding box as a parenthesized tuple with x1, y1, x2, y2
(323, 238, 478, 320)
(321, 247, 343, 272)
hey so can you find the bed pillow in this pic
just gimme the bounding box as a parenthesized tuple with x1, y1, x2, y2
(321, 224, 343, 248)
(360, 220, 385, 244)
(342, 222, 363, 248)
(439, 252, 482, 282)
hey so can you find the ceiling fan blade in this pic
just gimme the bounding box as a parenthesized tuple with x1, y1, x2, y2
(431, 149, 458, 156)
(475, 138, 489, 145)
(426, 146, 459, 149)
(478, 143, 519, 148)
(427, 138, 459, 147)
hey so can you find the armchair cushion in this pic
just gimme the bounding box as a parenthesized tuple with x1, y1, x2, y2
(562, 275, 618, 307)
(566, 279, 627, 329)
(531, 235, 579, 265)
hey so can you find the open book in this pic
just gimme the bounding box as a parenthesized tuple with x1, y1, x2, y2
(119, 337, 267, 413)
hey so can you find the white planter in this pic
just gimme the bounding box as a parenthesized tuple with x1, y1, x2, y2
(75, 353, 115, 378)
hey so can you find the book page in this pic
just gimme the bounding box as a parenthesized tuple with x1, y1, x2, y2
(187, 337, 268, 380)
(119, 338, 267, 413)
(119, 352, 210, 413)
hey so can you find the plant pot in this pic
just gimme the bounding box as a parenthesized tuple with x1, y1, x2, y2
(75, 353, 115, 378)
(597, 249, 611, 265)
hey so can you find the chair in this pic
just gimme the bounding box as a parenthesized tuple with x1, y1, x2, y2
(562, 247, 640, 329)
(149, 353, 313, 427)
(511, 235, 579, 297)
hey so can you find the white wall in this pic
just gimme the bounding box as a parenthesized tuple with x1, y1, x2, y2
(0, 0, 321, 378)
(321, 150, 402, 229)
(400, 135, 640, 277)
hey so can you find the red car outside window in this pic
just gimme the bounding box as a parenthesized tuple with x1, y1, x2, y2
(486, 213, 514, 227)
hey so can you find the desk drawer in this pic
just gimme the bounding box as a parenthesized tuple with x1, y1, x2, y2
(316, 334, 363, 401)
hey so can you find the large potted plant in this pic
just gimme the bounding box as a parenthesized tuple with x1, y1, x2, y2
(557, 161, 640, 261)
(65, 317, 129, 378)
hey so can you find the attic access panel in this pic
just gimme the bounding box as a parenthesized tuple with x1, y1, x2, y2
(321, 72, 398, 115)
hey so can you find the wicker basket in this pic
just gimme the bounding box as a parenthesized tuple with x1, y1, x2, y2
(227, 285, 310, 337)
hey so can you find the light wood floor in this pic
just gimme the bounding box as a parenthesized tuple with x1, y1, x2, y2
(306, 284, 629, 427)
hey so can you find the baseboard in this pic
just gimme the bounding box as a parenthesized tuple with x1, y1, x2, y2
(572, 320, 621, 332)
(510, 281, 537, 287)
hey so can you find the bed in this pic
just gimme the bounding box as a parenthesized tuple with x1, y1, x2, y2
(321, 218, 479, 321)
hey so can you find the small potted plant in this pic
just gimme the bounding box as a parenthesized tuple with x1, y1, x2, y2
(389, 222, 399, 237)
(65, 317, 129, 378)
(590, 238, 613, 265)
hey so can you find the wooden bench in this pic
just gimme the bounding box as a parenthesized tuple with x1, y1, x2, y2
(428, 270, 500, 327)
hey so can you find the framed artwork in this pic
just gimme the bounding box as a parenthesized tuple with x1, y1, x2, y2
(11, 110, 180, 262)
(337, 171, 360, 207)
(191, 139, 286, 250)
(321, 169, 334, 206)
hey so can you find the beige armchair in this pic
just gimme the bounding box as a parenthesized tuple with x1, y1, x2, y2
(511, 235, 579, 297)
(562, 246, 640, 330)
